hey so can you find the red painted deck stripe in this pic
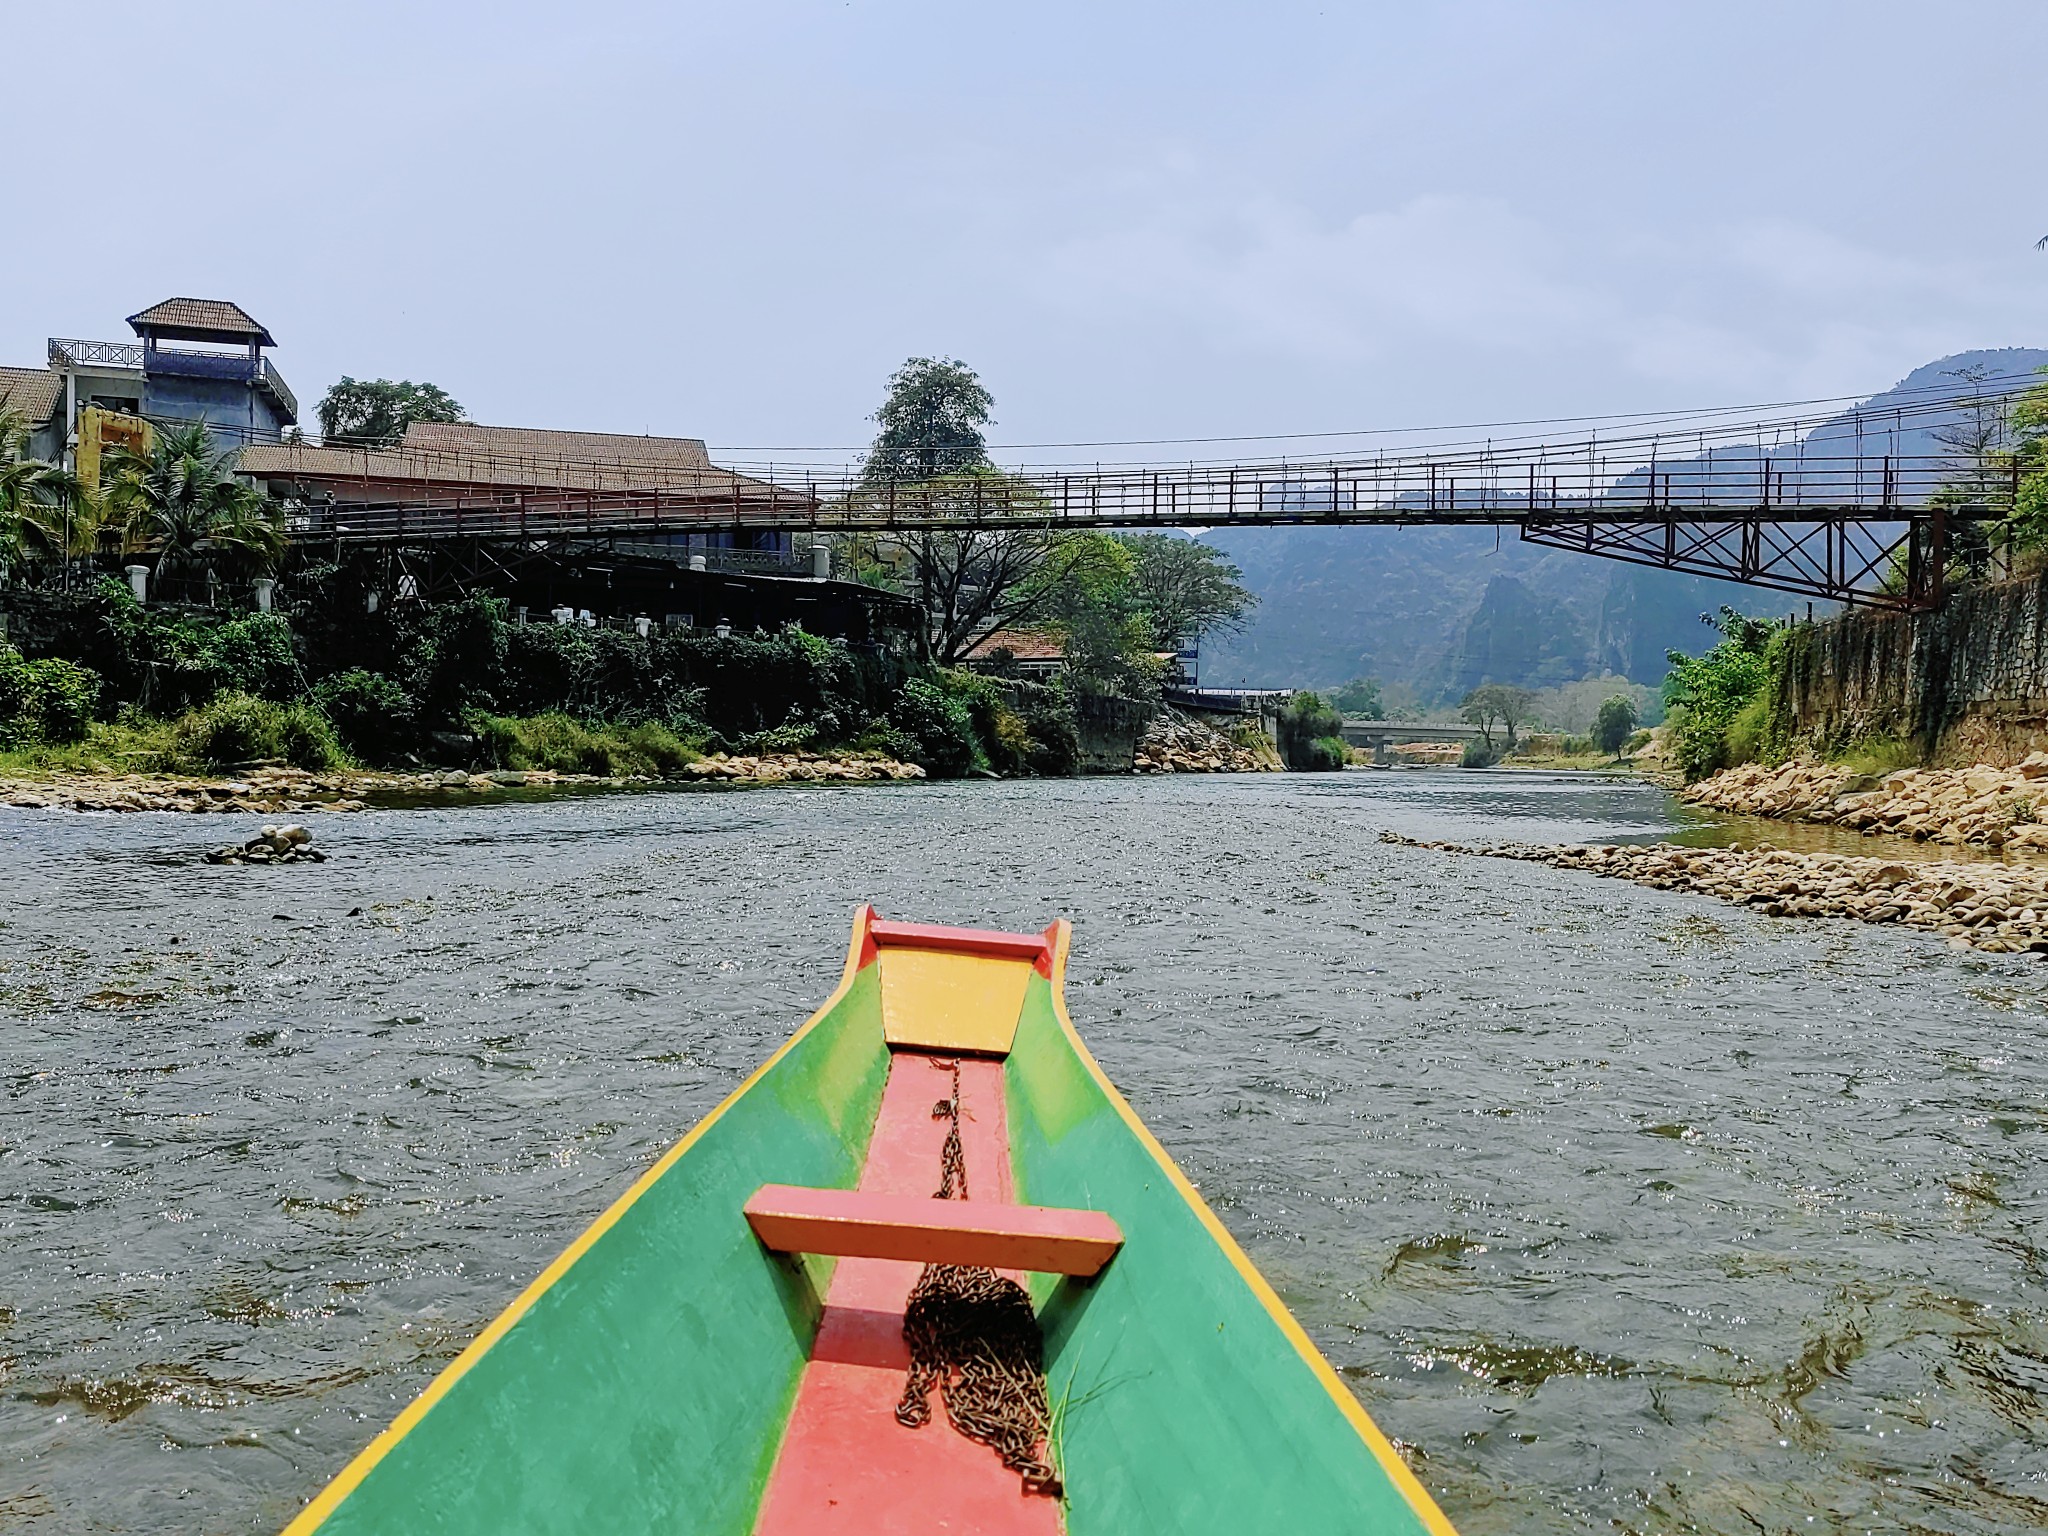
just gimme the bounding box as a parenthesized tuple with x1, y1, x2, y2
(746, 1183, 1122, 1277)
(751, 1052, 1061, 1535)
(868, 919, 1054, 972)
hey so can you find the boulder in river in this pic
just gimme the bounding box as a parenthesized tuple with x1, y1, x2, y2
(204, 824, 326, 866)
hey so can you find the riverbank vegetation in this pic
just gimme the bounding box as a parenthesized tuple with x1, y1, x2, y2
(1660, 607, 1786, 780)
(0, 353, 1251, 785)
(0, 582, 1080, 781)
(1275, 691, 1346, 770)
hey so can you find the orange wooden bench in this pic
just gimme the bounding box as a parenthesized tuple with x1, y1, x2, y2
(744, 1184, 1123, 1277)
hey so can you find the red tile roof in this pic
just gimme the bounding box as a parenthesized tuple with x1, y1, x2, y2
(966, 629, 1066, 662)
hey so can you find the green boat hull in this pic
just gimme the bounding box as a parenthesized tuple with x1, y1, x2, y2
(282, 910, 1455, 1535)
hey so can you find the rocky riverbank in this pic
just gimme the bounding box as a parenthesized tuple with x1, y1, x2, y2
(1382, 830, 2048, 953)
(680, 751, 925, 784)
(1684, 755, 2048, 849)
(1133, 709, 1281, 773)
(0, 750, 926, 814)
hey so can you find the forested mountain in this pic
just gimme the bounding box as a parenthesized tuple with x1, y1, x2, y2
(1198, 348, 2048, 701)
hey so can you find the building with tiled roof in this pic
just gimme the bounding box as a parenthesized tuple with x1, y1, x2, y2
(964, 629, 1068, 680)
(0, 367, 65, 458)
(239, 419, 801, 561)
(242, 420, 749, 497)
(126, 298, 277, 347)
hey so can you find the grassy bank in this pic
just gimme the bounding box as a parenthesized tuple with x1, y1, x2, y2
(0, 698, 713, 784)
(472, 714, 700, 777)
(0, 695, 346, 778)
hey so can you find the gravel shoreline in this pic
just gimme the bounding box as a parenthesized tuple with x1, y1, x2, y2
(0, 750, 925, 815)
(1381, 830, 2048, 954)
(1683, 754, 2048, 849)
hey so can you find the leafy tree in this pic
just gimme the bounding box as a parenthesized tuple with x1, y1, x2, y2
(1591, 694, 1639, 754)
(1327, 676, 1385, 718)
(1460, 683, 1535, 750)
(1115, 532, 1256, 649)
(314, 669, 419, 763)
(103, 423, 284, 580)
(861, 358, 994, 485)
(1038, 534, 1162, 698)
(893, 472, 1125, 664)
(316, 377, 466, 448)
(1662, 607, 1783, 780)
(854, 359, 1121, 665)
(1999, 367, 2048, 551)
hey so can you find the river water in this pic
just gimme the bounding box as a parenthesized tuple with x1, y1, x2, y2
(5, 770, 2047, 1534)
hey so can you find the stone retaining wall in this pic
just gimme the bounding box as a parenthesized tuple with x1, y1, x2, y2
(1073, 693, 1157, 774)
(1776, 570, 2048, 764)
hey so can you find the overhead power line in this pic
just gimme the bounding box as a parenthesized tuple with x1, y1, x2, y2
(704, 367, 2048, 463)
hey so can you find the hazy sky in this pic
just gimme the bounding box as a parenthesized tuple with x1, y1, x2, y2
(8, 2, 2045, 463)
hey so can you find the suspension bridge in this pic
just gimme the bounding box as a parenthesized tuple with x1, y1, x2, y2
(239, 373, 2040, 613)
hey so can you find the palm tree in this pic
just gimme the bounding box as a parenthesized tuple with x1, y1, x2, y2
(0, 402, 81, 574)
(103, 423, 285, 585)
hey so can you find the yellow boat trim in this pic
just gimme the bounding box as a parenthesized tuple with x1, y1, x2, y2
(1041, 921, 1461, 1536)
(878, 945, 1032, 1056)
(278, 907, 882, 1536)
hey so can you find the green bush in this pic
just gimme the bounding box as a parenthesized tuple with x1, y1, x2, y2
(1722, 691, 1773, 767)
(853, 718, 923, 762)
(937, 672, 1079, 777)
(737, 719, 819, 754)
(389, 592, 511, 720)
(889, 678, 979, 777)
(473, 713, 699, 776)
(1300, 735, 1349, 770)
(171, 692, 343, 771)
(1663, 608, 1784, 780)
(1276, 690, 1347, 770)
(1460, 738, 1500, 768)
(198, 613, 301, 701)
(1016, 696, 1080, 776)
(314, 668, 418, 764)
(0, 647, 100, 747)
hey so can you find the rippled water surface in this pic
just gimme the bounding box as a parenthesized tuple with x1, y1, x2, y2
(6, 770, 2048, 1533)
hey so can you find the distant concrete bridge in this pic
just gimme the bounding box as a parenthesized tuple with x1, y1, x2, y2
(1340, 719, 1490, 764)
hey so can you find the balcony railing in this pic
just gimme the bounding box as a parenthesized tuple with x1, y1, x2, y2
(259, 356, 297, 420)
(49, 337, 145, 370)
(144, 348, 259, 384)
(52, 340, 300, 425)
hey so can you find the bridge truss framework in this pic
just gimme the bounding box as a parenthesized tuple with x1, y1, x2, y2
(261, 391, 2027, 613)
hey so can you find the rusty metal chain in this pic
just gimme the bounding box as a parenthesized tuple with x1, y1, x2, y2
(932, 1060, 969, 1201)
(894, 1058, 1063, 1498)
